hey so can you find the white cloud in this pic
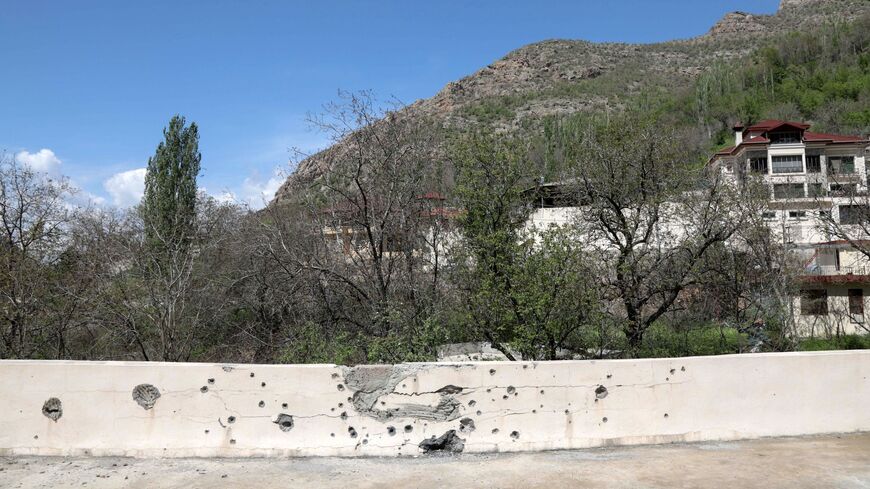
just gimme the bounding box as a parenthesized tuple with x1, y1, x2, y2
(104, 168, 146, 207)
(240, 169, 285, 209)
(15, 149, 62, 175)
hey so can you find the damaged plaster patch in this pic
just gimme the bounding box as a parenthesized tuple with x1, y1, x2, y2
(42, 397, 62, 422)
(273, 414, 294, 432)
(595, 385, 608, 400)
(132, 384, 161, 410)
(342, 365, 463, 422)
(419, 430, 465, 453)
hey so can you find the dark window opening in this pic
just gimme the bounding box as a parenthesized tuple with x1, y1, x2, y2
(750, 157, 768, 174)
(849, 289, 864, 315)
(808, 183, 826, 197)
(773, 183, 805, 199)
(830, 183, 857, 197)
(771, 155, 803, 174)
(806, 154, 822, 173)
(829, 156, 855, 175)
(769, 131, 802, 144)
(839, 205, 869, 225)
(800, 289, 828, 316)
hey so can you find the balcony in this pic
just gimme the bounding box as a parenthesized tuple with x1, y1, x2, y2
(801, 265, 870, 284)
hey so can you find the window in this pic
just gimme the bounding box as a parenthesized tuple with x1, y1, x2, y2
(819, 210, 831, 218)
(762, 211, 776, 220)
(806, 154, 822, 173)
(750, 157, 768, 174)
(829, 156, 855, 175)
(769, 131, 801, 144)
(800, 289, 828, 316)
(849, 289, 864, 315)
(830, 183, 857, 196)
(789, 210, 807, 219)
(771, 155, 803, 174)
(773, 183, 805, 199)
(808, 183, 826, 197)
(840, 205, 870, 225)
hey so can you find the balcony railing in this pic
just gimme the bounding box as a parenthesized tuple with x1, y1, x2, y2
(804, 265, 870, 276)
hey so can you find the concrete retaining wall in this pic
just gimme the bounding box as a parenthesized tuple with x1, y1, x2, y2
(0, 351, 868, 457)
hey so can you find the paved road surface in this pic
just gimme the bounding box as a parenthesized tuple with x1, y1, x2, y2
(2, 433, 868, 488)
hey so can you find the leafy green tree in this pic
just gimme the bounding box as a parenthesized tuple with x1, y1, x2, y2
(142, 115, 201, 256)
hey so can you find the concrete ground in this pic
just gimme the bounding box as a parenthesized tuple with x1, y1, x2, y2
(1, 433, 869, 489)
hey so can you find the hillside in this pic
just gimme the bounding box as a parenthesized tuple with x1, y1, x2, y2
(273, 0, 870, 203)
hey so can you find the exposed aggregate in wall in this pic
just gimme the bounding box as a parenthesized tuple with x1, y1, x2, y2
(0, 351, 868, 458)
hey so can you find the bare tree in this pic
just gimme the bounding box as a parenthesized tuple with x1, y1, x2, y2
(565, 113, 747, 353)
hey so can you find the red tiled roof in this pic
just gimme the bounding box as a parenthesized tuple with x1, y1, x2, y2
(742, 135, 770, 144)
(803, 131, 866, 143)
(745, 120, 810, 132)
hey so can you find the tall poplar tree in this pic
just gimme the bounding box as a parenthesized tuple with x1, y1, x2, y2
(142, 115, 201, 255)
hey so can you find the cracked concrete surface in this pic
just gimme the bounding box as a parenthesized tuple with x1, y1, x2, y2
(1, 434, 868, 489)
(1, 352, 869, 457)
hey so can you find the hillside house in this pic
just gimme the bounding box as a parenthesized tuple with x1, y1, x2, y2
(709, 120, 870, 336)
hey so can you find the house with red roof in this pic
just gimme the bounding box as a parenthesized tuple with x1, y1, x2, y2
(710, 120, 870, 337)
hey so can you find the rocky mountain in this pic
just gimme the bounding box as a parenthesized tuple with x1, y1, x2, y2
(273, 0, 870, 203)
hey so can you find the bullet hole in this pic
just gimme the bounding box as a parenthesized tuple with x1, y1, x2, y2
(258, 401, 265, 408)
(348, 427, 358, 438)
(502, 395, 509, 400)
(33, 435, 38, 440)
(506, 386, 516, 395)
(436, 385, 463, 394)
(664, 413, 669, 418)
(486, 388, 491, 393)
(489, 369, 496, 375)
(221, 366, 234, 372)
(200, 386, 208, 393)
(404, 425, 413, 433)
(602, 417, 608, 423)
(261, 382, 266, 388)
(510, 431, 520, 440)
(522, 365, 528, 369)
(204, 430, 209, 434)
(402, 384, 406, 388)
(340, 412, 348, 420)
(250, 372, 255, 378)
(564, 409, 570, 415)
(207, 378, 215, 385)
(532, 409, 537, 414)
(227, 416, 236, 424)
(459, 417, 476, 434)
(665, 377, 669, 381)
(669, 368, 676, 375)
(419, 430, 465, 454)
(230, 439, 236, 445)
(337, 384, 345, 391)
(606, 374, 612, 379)
(132, 384, 161, 410)
(594, 385, 608, 400)
(42, 397, 62, 422)
(540, 389, 545, 395)
(338, 402, 343, 408)
(330, 433, 335, 437)
(491, 428, 499, 434)
(387, 426, 396, 436)
(331, 373, 339, 379)
(273, 414, 294, 432)
(468, 400, 476, 407)
(346, 397, 352, 402)
(362, 439, 368, 445)
(282, 403, 288, 409)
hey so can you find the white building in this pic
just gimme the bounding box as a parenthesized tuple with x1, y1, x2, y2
(709, 120, 870, 336)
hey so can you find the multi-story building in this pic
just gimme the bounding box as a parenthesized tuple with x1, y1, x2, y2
(709, 120, 870, 336)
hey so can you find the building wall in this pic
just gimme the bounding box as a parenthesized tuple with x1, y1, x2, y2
(1, 352, 868, 458)
(794, 285, 870, 336)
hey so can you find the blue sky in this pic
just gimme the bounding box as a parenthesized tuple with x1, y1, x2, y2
(1, 0, 779, 208)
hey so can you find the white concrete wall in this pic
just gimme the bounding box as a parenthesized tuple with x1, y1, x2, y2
(0, 351, 868, 458)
